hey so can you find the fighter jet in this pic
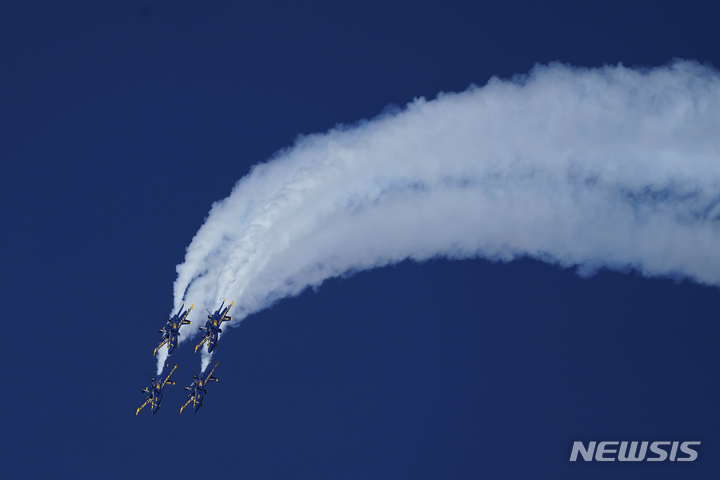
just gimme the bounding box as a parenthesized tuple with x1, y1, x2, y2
(136, 364, 177, 415)
(154, 304, 194, 356)
(194, 300, 232, 354)
(180, 362, 219, 413)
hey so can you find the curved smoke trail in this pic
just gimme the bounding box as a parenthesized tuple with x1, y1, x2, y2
(163, 60, 720, 372)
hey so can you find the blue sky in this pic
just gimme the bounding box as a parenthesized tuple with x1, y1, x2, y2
(1, 1, 719, 478)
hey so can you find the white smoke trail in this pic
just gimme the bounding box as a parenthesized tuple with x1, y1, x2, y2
(168, 61, 720, 370)
(156, 345, 168, 375)
(200, 345, 211, 373)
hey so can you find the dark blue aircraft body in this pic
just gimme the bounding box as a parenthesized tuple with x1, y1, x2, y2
(136, 365, 177, 415)
(195, 300, 232, 354)
(180, 362, 219, 413)
(154, 304, 193, 356)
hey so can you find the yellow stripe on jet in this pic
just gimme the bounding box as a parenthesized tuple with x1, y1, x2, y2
(153, 339, 168, 356)
(194, 337, 207, 354)
(161, 365, 178, 388)
(136, 398, 150, 415)
(180, 397, 194, 414)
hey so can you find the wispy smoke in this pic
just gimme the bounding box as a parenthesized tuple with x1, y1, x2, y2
(156, 345, 168, 375)
(168, 61, 720, 370)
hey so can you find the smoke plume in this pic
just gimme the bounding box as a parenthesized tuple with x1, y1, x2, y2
(166, 61, 720, 371)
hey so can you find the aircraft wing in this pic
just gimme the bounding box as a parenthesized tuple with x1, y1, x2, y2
(180, 304, 194, 325)
(221, 301, 233, 323)
(206, 362, 219, 380)
(194, 337, 207, 353)
(180, 396, 195, 414)
(161, 365, 178, 388)
(136, 397, 151, 415)
(153, 338, 168, 356)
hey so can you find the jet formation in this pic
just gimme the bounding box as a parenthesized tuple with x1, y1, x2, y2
(137, 301, 233, 415)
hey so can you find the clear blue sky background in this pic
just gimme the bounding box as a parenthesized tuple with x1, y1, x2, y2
(1, 1, 719, 478)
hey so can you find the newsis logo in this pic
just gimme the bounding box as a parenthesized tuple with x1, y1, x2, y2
(570, 441, 700, 462)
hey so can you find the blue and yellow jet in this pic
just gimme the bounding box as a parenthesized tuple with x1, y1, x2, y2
(194, 300, 233, 354)
(180, 362, 219, 413)
(154, 304, 193, 356)
(136, 364, 177, 415)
